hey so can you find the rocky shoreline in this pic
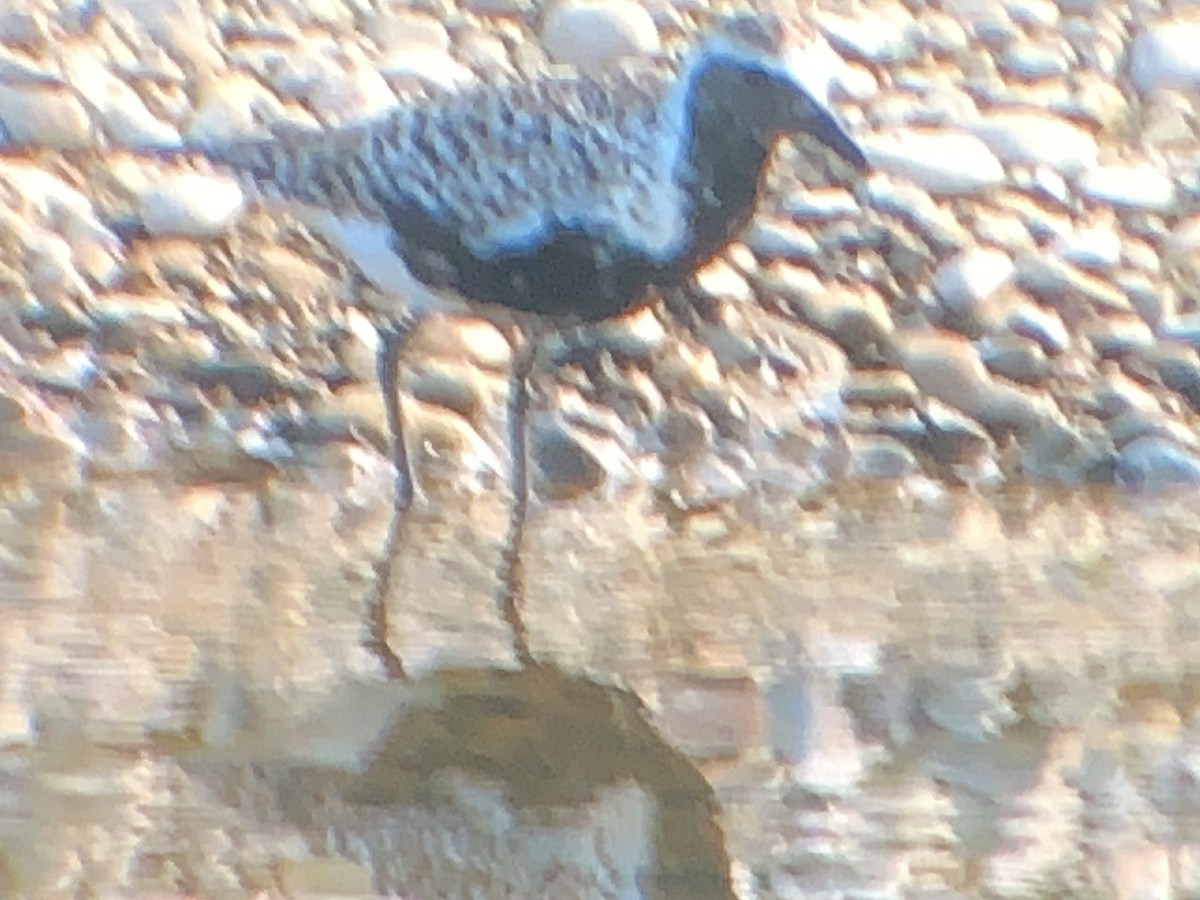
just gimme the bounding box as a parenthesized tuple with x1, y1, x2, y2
(2, 0, 1198, 505)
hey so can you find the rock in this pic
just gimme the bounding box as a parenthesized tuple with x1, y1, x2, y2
(406, 359, 501, 425)
(137, 171, 245, 237)
(1020, 418, 1109, 484)
(1052, 225, 1122, 271)
(1006, 302, 1070, 355)
(1077, 164, 1176, 213)
(0, 382, 84, 487)
(861, 131, 1006, 196)
(820, 10, 919, 64)
(657, 403, 711, 466)
(932, 247, 1015, 315)
(998, 41, 1069, 81)
(1085, 315, 1155, 359)
(1129, 22, 1200, 93)
(532, 418, 608, 500)
(841, 369, 920, 409)
(895, 330, 1054, 436)
(540, 0, 660, 69)
(0, 80, 93, 148)
(1117, 435, 1200, 491)
(845, 433, 920, 480)
(63, 46, 181, 148)
(976, 333, 1050, 386)
(1016, 253, 1131, 317)
(972, 110, 1097, 174)
(784, 188, 861, 222)
(743, 219, 820, 261)
(915, 399, 995, 467)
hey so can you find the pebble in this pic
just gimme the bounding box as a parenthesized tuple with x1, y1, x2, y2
(1077, 164, 1177, 213)
(894, 330, 1053, 435)
(820, 10, 919, 64)
(657, 403, 712, 466)
(976, 333, 1050, 385)
(63, 46, 181, 148)
(1005, 302, 1071, 355)
(784, 188, 861, 222)
(1016, 253, 1131, 316)
(861, 131, 1006, 196)
(1020, 418, 1108, 484)
(0, 80, 93, 148)
(1117, 435, 1200, 491)
(540, 0, 660, 69)
(742, 219, 820, 261)
(998, 42, 1070, 81)
(186, 73, 286, 145)
(972, 110, 1098, 174)
(1129, 21, 1200, 93)
(845, 433, 920, 480)
(917, 398, 995, 467)
(691, 258, 755, 304)
(932, 247, 1015, 315)
(406, 359, 499, 424)
(841, 369, 920, 409)
(531, 418, 608, 500)
(137, 171, 245, 237)
(1085, 314, 1156, 359)
(0, 382, 84, 486)
(1052, 225, 1122, 272)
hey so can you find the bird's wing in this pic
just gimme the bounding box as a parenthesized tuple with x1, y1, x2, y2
(203, 65, 696, 266)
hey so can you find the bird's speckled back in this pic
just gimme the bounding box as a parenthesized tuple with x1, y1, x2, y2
(201, 8, 853, 269)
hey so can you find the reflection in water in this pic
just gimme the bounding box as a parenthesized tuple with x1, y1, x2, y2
(3, 476, 1200, 895)
(356, 497, 731, 896)
(235, 665, 735, 898)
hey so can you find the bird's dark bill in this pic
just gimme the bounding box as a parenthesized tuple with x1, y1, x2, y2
(806, 104, 869, 172)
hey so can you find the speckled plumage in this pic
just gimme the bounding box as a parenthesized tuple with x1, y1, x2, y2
(203, 10, 866, 321)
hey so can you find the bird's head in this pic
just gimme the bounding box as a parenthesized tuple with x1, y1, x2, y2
(685, 10, 867, 171)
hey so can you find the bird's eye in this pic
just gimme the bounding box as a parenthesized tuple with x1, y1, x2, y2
(743, 69, 769, 88)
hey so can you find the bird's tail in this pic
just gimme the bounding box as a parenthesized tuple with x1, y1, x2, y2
(190, 118, 394, 219)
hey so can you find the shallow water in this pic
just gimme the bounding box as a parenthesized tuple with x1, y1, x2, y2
(2, 466, 1200, 897)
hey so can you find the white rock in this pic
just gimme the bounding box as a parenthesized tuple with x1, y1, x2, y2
(743, 219, 819, 259)
(861, 130, 1006, 195)
(973, 110, 1098, 174)
(186, 74, 288, 146)
(380, 48, 476, 90)
(541, 0, 660, 69)
(138, 172, 245, 237)
(63, 47, 181, 149)
(0, 82, 93, 148)
(785, 188, 861, 221)
(933, 247, 1015, 312)
(691, 259, 755, 303)
(1052, 226, 1122, 271)
(365, 10, 449, 53)
(1130, 22, 1200, 93)
(1077, 163, 1177, 212)
(820, 10, 918, 64)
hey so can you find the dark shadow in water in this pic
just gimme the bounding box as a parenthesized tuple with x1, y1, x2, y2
(353, 496, 731, 896)
(352, 665, 733, 900)
(212, 665, 737, 899)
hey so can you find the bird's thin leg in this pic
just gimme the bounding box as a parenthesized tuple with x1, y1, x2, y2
(498, 330, 537, 667)
(363, 505, 407, 681)
(377, 321, 414, 511)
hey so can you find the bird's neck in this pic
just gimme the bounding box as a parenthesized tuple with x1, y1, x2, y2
(674, 71, 776, 270)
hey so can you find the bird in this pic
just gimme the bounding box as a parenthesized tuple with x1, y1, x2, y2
(194, 5, 869, 653)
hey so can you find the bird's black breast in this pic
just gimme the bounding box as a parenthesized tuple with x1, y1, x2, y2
(375, 194, 679, 323)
